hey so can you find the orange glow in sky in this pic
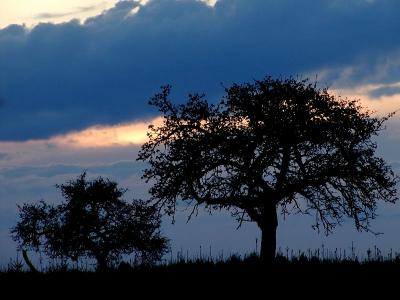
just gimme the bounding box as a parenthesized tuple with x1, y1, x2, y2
(51, 116, 164, 148)
(332, 82, 400, 116)
(0, 116, 164, 167)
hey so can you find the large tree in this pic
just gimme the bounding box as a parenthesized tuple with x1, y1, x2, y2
(11, 173, 168, 271)
(138, 77, 398, 262)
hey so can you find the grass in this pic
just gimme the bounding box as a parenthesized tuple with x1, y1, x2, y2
(2, 249, 400, 295)
(3, 244, 400, 274)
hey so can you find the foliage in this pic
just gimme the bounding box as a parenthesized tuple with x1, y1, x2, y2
(11, 173, 168, 270)
(138, 76, 398, 260)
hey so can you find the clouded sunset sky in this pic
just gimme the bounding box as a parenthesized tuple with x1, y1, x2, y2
(1, 0, 400, 265)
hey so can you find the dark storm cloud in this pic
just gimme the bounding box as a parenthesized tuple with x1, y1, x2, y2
(1, 0, 400, 140)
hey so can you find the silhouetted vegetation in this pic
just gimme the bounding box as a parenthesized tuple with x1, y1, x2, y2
(3, 245, 400, 297)
(138, 76, 398, 262)
(4, 245, 400, 274)
(11, 173, 168, 271)
(5, 75, 400, 289)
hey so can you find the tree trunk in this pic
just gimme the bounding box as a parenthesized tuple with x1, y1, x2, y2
(22, 249, 39, 273)
(96, 255, 108, 272)
(259, 204, 278, 262)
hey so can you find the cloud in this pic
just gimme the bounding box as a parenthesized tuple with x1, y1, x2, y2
(329, 82, 400, 162)
(199, 0, 218, 6)
(0, 0, 400, 142)
(2, 0, 400, 264)
(0, 116, 154, 208)
(332, 82, 400, 115)
(34, 5, 102, 20)
(0, 79, 399, 265)
(0, 116, 162, 169)
(49, 116, 163, 148)
(0, 0, 120, 29)
(0, 128, 260, 264)
(369, 86, 400, 99)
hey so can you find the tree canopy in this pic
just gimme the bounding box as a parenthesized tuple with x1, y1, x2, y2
(11, 173, 168, 270)
(138, 76, 398, 261)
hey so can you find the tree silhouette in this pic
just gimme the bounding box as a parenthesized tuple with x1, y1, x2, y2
(11, 173, 168, 271)
(138, 76, 398, 262)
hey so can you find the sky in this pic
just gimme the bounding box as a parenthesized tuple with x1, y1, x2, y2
(1, 0, 400, 265)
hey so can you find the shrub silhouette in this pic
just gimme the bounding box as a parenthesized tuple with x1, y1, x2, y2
(138, 76, 398, 262)
(11, 173, 168, 271)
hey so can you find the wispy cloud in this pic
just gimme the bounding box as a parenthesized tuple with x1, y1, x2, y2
(369, 86, 400, 99)
(332, 82, 400, 116)
(34, 3, 106, 20)
(50, 116, 163, 148)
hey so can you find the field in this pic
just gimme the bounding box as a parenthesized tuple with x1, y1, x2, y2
(1, 249, 400, 296)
